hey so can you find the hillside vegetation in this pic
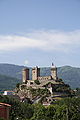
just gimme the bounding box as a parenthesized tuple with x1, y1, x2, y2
(0, 74, 21, 91)
(0, 64, 80, 90)
(0, 95, 80, 120)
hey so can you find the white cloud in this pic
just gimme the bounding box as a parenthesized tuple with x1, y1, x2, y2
(0, 30, 80, 52)
(0, 35, 45, 51)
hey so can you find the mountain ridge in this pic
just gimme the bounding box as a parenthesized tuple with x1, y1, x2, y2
(0, 63, 80, 90)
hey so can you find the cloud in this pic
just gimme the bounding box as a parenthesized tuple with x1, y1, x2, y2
(0, 30, 80, 52)
(0, 35, 45, 51)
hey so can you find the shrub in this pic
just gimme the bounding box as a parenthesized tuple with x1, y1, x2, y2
(34, 80, 40, 85)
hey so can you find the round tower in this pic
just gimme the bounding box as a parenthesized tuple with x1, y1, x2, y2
(51, 63, 57, 80)
(22, 68, 29, 83)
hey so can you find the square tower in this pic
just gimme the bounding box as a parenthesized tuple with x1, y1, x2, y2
(32, 66, 40, 80)
(51, 64, 57, 80)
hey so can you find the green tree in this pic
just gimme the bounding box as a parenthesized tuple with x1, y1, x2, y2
(34, 80, 40, 85)
(53, 105, 68, 120)
(46, 105, 56, 120)
(30, 104, 50, 120)
(56, 97, 80, 120)
(16, 83, 20, 88)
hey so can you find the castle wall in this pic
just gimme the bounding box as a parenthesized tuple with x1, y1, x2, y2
(38, 76, 51, 81)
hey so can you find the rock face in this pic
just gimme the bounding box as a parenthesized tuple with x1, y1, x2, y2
(17, 81, 71, 104)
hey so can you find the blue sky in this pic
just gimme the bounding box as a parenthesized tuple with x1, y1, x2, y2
(0, 0, 80, 67)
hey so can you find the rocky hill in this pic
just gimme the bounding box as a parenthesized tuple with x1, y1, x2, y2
(0, 64, 80, 90)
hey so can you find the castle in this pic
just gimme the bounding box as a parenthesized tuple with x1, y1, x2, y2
(18, 64, 70, 105)
(22, 63, 57, 82)
(21, 63, 61, 91)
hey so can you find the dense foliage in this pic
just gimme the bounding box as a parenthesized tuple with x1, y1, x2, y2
(0, 95, 34, 120)
(52, 84, 71, 94)
(0, 95, 80, 120)
(29, 87, 50, 98)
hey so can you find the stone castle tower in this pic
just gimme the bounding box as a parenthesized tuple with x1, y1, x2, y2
(22, 68, 29, 83)
(22, 63, 57, 83)
(32, 66, 40, 80)
(51, 63, 57, 80)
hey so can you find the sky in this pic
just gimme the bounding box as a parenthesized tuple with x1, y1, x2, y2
(0, 0, 80, 67)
